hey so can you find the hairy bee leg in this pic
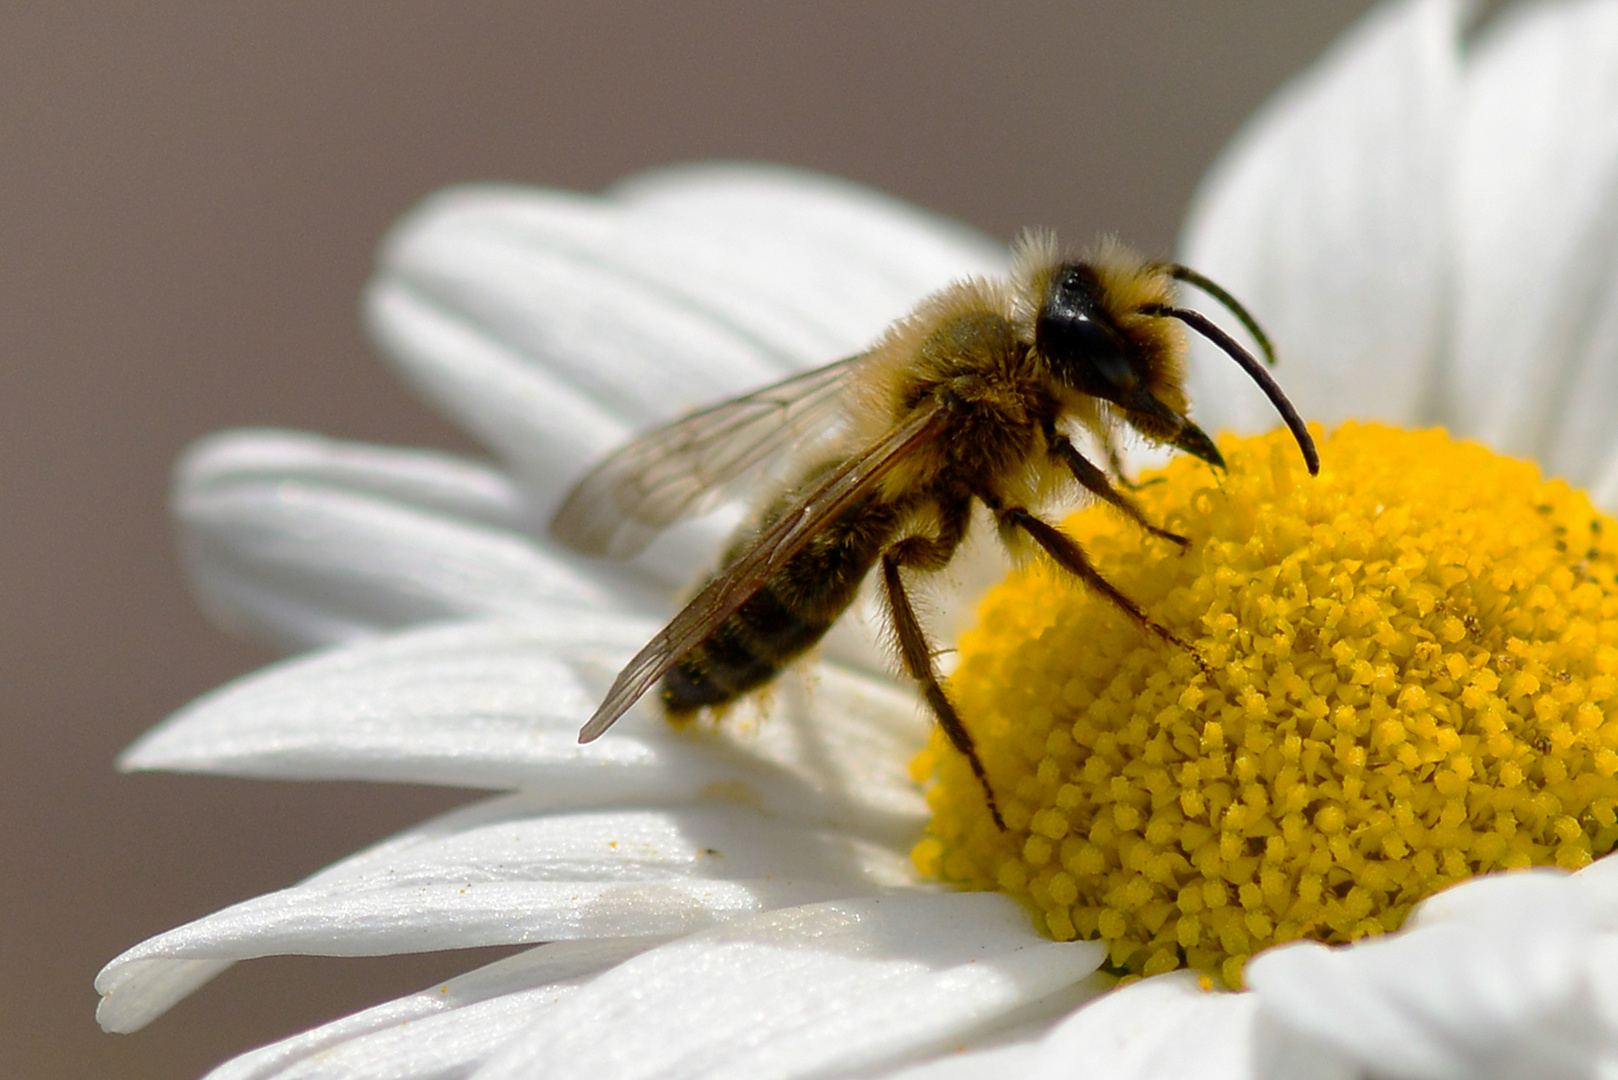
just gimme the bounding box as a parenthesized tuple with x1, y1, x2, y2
(1046, 427, 1187, 548)
(1003, 507, 1211, 677)
(1101, 434, 1139, 491)
(881, 553, 1005, 832)
(878, 497, 1005, 830)
(1100, 433, 1164, 493)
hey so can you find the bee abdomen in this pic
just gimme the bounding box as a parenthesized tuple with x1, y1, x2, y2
(661, 583, 834, 712)
(661, 495, 900, 716)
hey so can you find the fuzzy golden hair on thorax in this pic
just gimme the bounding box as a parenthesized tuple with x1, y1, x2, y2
(849, 275, 1018, 430)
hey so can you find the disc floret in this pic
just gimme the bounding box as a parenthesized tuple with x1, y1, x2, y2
(914, 423, 1618, 987)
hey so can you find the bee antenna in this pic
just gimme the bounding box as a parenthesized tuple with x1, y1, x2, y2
(1157, 264, 1276, 367)
(1136, 302, 1319, 476)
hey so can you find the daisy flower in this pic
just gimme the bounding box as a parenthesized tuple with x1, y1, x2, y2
(98, 0, 1618, 1077)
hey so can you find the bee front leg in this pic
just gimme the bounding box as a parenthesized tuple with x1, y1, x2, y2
(1045, 424, 1186, 548)
(1101, 434, 1140, 490)
(1100, 432, 1166, 494)
(1001, 507, 1209, 676)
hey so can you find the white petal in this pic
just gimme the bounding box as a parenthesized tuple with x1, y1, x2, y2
(180, 426, 755, 656)
(95, 958, 234, 1036)
(179, 429, 531, 532)
(1575, 851, 1618, 929)
(298, 795, 915, 892)
(873, 1049, 1035, 1080)
(472, 893, 1103, 1080)
(366, 277, 623, 502)
(1582, 935, 1618, 1052)
(121, 618, 929, 835)
(611, 162, 1008, 322)
(1447, 0, 1618, 494)
(198, 941, 659, 1079)
(172, 942, 643, 1070)
(1589, 453, 1618, 517)
(1249, 871, 1604, 1080)
(1405, 866, 1582, 930)
(1023, 972, 1261, 1080)
(176, 437, 663, 649)
(212, 989, 554, 1080)
(1179, 0, 1462, 433)
(106, 938, 625, 1049)
(864, 975, 1115, 1078)
(862, 1043, 1039, 1080)
(866, 983, 1135, 1080)
(98, 797, 913, 1030)
(1251, 1009, 1360, 1080)
(366, 165, 1004, 517)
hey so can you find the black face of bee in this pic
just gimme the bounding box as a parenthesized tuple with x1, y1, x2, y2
(1035, 262, 1137, 403)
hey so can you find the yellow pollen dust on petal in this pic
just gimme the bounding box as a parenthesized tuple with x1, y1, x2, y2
(910, 423, 1618, 986)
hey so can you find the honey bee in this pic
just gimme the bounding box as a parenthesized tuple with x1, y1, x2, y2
(551, 233, 1318, 828)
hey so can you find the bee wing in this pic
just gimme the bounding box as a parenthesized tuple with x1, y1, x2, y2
(550, 356, 865, 559)
(577, 402, 949, 742)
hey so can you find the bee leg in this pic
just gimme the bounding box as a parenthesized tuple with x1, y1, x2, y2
(1101, 433, 1164, 493)
(1046, 427, 1187, 548)
(879, 503, 1006, 830)
(1102, 434, 1139, 490)
(1002, 507, 1211, 677)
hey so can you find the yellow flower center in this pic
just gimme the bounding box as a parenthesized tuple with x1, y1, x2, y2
(911, 423, 1618, 988)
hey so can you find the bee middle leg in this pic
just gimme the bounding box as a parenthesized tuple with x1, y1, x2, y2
(1001, 506, 1210, 675)
(1046, 424, 1186, 548)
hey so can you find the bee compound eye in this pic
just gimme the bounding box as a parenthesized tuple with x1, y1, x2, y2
(1035, 263, 1136, 397)
(1037, 306, 1134, 396)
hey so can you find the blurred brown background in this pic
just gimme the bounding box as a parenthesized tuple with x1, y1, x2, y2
(1, 3, 1378, 1076)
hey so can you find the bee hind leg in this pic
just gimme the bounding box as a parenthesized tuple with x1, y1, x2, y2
(879, 498, 1006, 830)
(1002, 507, 1210, 677)
(882, 553, 1006, 831)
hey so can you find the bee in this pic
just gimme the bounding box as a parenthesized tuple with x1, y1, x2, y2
(551, 233, 1318, 829)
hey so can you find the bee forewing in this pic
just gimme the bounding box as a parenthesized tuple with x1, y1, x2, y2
(549, 356, 864, 558)
(577, 402, 950, 742)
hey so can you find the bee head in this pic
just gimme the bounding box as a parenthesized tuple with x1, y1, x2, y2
(1035, 263, 1133, 396)
(1035, 259, 1223, 469)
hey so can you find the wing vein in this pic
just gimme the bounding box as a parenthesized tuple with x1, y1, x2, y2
(550, 356, 864, 558)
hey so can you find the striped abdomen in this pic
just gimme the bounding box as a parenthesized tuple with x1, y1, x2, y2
(660, 493, 902, 715)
